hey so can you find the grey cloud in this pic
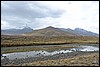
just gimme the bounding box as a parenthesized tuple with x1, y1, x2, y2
(1, 1, 64, 29)
(1, 1, 64, 19)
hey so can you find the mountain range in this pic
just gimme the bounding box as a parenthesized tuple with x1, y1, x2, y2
(59, 28, 99, 37)
(1, 27, 33, 35)
(1, 26, 99, 37)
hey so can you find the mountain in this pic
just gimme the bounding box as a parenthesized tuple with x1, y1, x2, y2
(1, 26, 99, 37)
(1, 27, 33, 35)
(74, 28, 99, 37)
(59, 28, 99, 37)
(24, 26, 77, 36)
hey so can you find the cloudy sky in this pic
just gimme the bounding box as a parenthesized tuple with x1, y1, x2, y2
(1, 1, 99, 34)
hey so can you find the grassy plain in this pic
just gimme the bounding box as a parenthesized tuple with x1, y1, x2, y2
(1, 35, 99, 47)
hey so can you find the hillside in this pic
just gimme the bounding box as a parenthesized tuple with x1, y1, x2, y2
(23, 26, 77, 36)
(22, 26, 99, 37)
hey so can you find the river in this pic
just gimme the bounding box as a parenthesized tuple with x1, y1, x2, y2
(1, 44, 99, 60)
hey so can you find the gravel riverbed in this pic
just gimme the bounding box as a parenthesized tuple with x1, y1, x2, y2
(1, 51, 98, 66)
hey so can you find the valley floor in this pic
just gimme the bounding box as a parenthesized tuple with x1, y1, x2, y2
(1, 35, 99, 47)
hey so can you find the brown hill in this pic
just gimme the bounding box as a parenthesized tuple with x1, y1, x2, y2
(23, 26, 77, 36)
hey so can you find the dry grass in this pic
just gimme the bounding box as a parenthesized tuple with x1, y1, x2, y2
(19, 53, 99, 66)
(1, 35, 99, 47)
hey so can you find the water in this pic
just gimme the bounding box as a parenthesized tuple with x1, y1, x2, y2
(1, 45, 99, 60)
(70, 46, 99, 51)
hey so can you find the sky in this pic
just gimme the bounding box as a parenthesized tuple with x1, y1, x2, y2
(1, 1, 99, 34)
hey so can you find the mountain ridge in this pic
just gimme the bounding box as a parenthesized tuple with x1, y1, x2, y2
(24, 26, 76, 36)
(1, 26, 99, 37)
(1, 27, 33, 35)
(59, 27, 99, 37)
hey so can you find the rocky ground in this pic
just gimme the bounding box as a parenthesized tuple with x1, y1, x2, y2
(21, 52, 99, 66)
(1, 51, 99, 66)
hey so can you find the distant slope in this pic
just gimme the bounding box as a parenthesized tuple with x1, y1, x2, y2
(24, 26, 77, 36)
(1, 26, 99, 37)
(59, 28, 99, 37)
(74, 28, 99, 37)
(1, 27, 33, 35)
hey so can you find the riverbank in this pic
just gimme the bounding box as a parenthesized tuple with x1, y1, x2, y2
(1, 51, 99, 66)
(1, 44, 99, 54)
(21, 52, 99, 66)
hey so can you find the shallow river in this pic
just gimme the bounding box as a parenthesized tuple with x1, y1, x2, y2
(1, 45, 99, 60)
